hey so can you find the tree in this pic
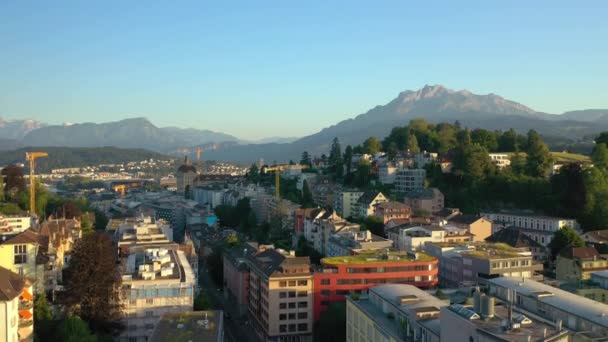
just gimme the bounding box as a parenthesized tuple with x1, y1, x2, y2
(302, 180, 314, 208)
(194, 291, 211, 311)
(354, 159, 371, 187)
(1, 165, 25, 201)
(471, 129, 499, 152)
(343, 145, 353, 175)
(34, 292, 54, 339)
(499, 128, 519, 152)
(525, 130, 553, 177)
(456, 129, 472, 147)
(548, 226, 585, 259)
(300, 151, 311, 166)
(314, 302, 346, 342)
(550, 163, 586, 219)
(56, 315, 98, 342)
(452, 143, 495, 183)
(592, 143, 608, 170)
(247, 163, 260, 183)
(387, 142, 398, 161)
(329, 137, 342, 165)
(509, 149, 526, 175)
(596, 132, 608, 146)
(0, 170, 4, 201)
(61, 233, 122, 334)
(80, 214, 94, 236)
(407, 134, 420, 154)
(362, 137, 382, 154)
(363, 216, 385, 237)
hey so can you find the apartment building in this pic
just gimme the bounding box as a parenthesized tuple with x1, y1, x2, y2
(0, 215, 32, 236)
(387, 225, 445, 251)
(0, 230, 45, 294)
(0, 266, 34, 342)
(483, 211, 579, 246)
(313, 250, 438, 321)
(424, 242, 542, 287)
(395, 168, 426, 194)
(403, 188, 444, 214)
(38, 218, 82, 292)
(334, 190, 364, 219)
(346, 284, 445, 342)
(302, 209, 360, 255)
(378, 161, 403, 185)
(447, 215, 492, 242)
(485, 227, 548, 262)
(556, 246, 608, 282)
(120, 245, 196, 342)
(373, 201, 412, 224)
(223, 243, 258, 317)
(488, 277, 608, 339)
(355, 191, 388, 218)
(176, 156, 197, 195)
(247, 248, 313, 342)
(114, 216, 173, 250)
(326, 230, 393, 257)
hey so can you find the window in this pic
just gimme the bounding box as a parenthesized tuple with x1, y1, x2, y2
(297, 291, 307, 297)
(145, 323, 154, 330)
(321, 279, 330, 285)
(279, 303, 287, 309)
(279, 281, 287, 287)
(288, 280, 296, 286)
(129, 325, 137, 331)
(298, 301, 308, 308)
(320, 290, 331, 296)
(289, 303, 296, 309)
(298, 323, 308, 331)
(289, 324, 296, 332)
(298, 312, 307, 319)
(145, 311, 154, 318)
(279, 314, 287, 320)
(146, 298, 154, 305)
(129, 299, 137, 305)
(297, 280, 308, 286)
(280, 325, 287, 333)
(289, 291, 296, 298)
(279, 292, 287, 298)
(288, 313, 296, 320)
(14, 245, 27, 264)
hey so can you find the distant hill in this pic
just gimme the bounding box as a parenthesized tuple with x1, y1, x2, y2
(201, 85, 608, 162)
(0, 146, 171, 173)
(0, 117, 46, 140)
(22, 118, 239, 152)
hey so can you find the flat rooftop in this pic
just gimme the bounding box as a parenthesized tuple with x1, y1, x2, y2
(150, 311, 223, 342)
(322, 250, 435, 265)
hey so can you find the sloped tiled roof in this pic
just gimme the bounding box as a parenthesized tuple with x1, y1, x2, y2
(559, 246, 601, 260)
(0, 266, 26, 301)
(485, 228, 543, 249)
(0, 229, 40, 245)
(449, 214, 484, 225)
(357, 191, 382, 205)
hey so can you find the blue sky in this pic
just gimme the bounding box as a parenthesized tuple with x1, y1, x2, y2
(1, 1, 607, 139)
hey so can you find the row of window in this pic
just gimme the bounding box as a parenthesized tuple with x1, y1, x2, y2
(279, 312, 308, 320)
(279, 301, 308, 309)
(279, 291, 308, 298)
(491, 260, 531, 269)
(128, 287, 193, 299)
(14, 244, 27, 264)
(279, 323, 308, 333)
(278, 280, 308, 287)
(344, 265, 434, 274)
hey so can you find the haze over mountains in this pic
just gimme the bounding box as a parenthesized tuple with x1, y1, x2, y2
(3, 85, 608, 162)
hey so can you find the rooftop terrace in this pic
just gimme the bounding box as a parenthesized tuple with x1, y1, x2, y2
(322, 250, 435, 265)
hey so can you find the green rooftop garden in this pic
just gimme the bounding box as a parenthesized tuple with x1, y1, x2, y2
(462, 243, 522, 259)
(322, 250, 435, 265)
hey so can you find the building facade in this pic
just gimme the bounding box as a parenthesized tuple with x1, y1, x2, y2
(483, 211, 579, 246)
(373, 202, 412, 224)
(556, 246, 608, 282)
(0, 266, 34, 342)
(395, 169, 426, 194)
(334, 191, 363, 219)
(403, 188, 444, 214)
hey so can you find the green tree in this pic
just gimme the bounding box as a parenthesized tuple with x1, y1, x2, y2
(355, 159, 372, 187)
(525, 130, 553, 177)
(34, 292, 54, 339)
(498, 128, 519, 152)
(80, 214, 94, 236)
(300, 151, 311, 166)
(329, 137, 342, 165)
(0, 170, 4, 202)
(56, 315, 98, 342)
(471, 129, 499, 152)
(456, 129, 472, 147)
(363, 216, 385, 237)
(509, 149, 526, 175)
(387, 142, 398, 161)
(193, 290, 211, 311)
(550, 163, 586, 219)
(548, 226, 585, 259)
(407, 134, 420, 154)
(302, 180, 314, 208)
(62, 233, 122, 334)
(314, 302, 346, 342)
(247, 163, 260, 183)
(595, 132, 608, 146)
(1, 165, 26, 202)
(592, 143, 608, 170)
(362, 137, 382, 154)
(453, 143, 495, 183)
(343, 145, 354, 175)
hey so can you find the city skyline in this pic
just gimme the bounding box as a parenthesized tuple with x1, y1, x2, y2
(1, 1, 607, 139)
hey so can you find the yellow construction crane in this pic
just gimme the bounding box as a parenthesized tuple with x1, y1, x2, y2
(263, 164, 308, 199)
(25, 152, 48, 215)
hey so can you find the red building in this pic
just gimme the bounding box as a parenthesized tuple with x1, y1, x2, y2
(312, 251, 438, 320)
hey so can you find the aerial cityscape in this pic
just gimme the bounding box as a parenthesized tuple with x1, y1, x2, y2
(1, 1, 608, 342)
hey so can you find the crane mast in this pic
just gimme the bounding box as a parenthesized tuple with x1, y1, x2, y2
(25, 152, 48, 216)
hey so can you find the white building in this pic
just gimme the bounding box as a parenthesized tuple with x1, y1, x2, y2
(334, 190, 363, 219)
(378, 161, 403, 185)
(413, 151, 438, 168)
(0, 215, 33, 236)
(395, 168, 426, 193)
(355, 191, 388, 218)
(120, 246, 196, 342)
(488, 153, 511, 169)
(387, 225, 445, 251)
(192, 186, 225, 209)
(483, 211, 580, 246)
(0, 266, 34, 342)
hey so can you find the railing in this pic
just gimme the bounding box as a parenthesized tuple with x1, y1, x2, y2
(19, 319, 33, 327)
(19, 301, 33, 310)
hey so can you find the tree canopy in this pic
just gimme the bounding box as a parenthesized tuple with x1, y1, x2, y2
(548, 226, 585, 259)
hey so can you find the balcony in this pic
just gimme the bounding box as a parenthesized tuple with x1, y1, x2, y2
(19, 301, 33, 310)
(19, 318, 33, 327)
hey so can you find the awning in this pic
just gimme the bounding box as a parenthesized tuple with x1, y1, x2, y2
(20, 289, 33, 301)
(19, 310, 33, 319)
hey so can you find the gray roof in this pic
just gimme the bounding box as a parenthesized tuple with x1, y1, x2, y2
(489, 277, 608, 328)
(370, 284, 447, 312)
(0, 266, 27, 301)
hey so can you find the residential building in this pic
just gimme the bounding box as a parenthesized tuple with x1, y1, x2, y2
(0, 215, 33, 236)
(485, 227, 548, 262)
(294, 208, 317, 236)
(373, 201, 412, 224)
(441, 299, 569, 342)
(448, 215, 492, 242)
(413, 151, 438, 168)
(387, 225, 445, 251)
(303, 209, 360, 255)
(488, 153, 511, 169)
(488, 277, 608, 339)
(483, 211, 579, 246)
(223, 243, 257, 317)
(334, 190, 363, 219)
(313, 250, 438, 321)
(591, 270, 608, 289)
(346, 284, 445, 342)
(395, 168, 426, 194)
(581, 229, 608, 251)
(120, 245, 196, 342)
(403, 188, 444, 214)
(355, 191, 388, 218)
(378, 161, 402, 185)
(424, 242, 542, 287)
(556, 246, 608, 282)
(114, 216, 173, 250)
(441, 224, 475, 243)
(176, 156, 198, 195)
(0, 230, 45, 294)
(247, 247, 313, 342)
(0, 266, 34, 342)
(38, 218, 82, 292)
(193, 186, 226, 208)
(150, 311, 224, 342)
(325, 230, 393, 257)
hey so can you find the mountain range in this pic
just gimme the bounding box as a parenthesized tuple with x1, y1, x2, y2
(3, 85, 608, 162)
